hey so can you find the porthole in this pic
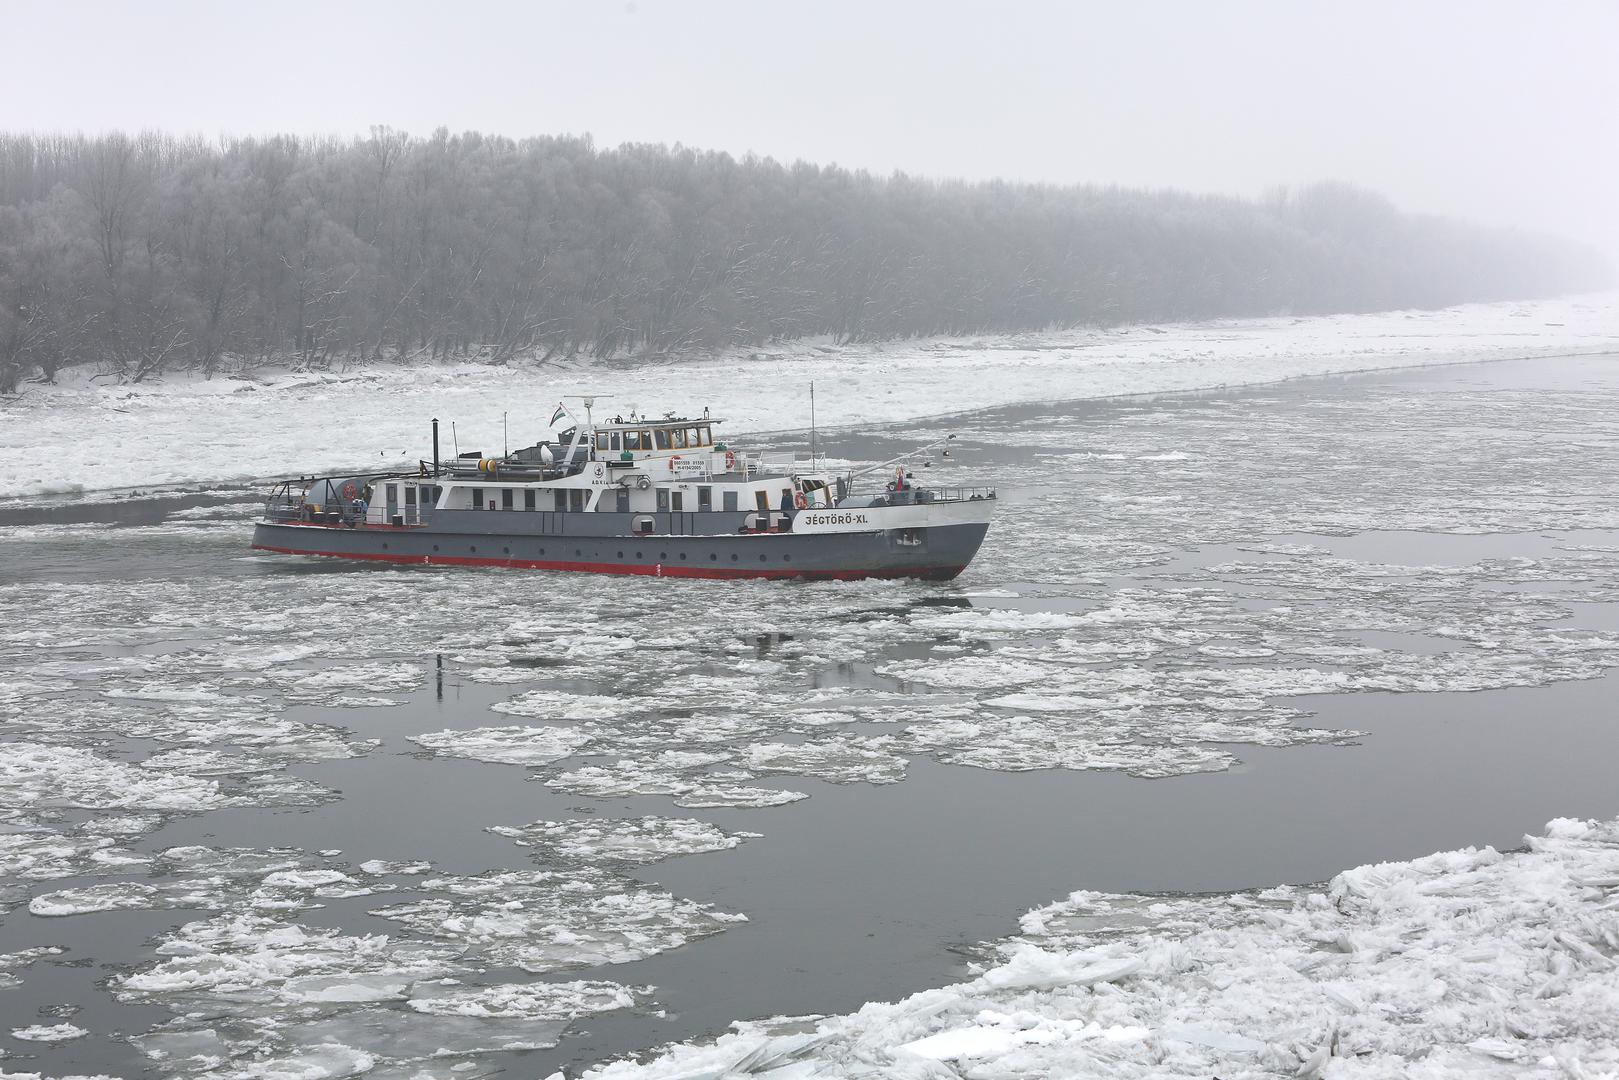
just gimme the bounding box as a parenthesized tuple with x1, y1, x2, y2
(659, 552, 667, 560)
(710, 553, 718, 561)
(731, 553, 739, 562)
(540, 548, 546, 556)
(617, 550, 624, 558)
(783, 554, 791, 562)
(382, 542, 388, 550)
(470, 545, 477, 553)
(432, 544, 439, 551)
(635, 551, 643, 559)
(759, 554, 767, 562)
(575, 548, 582, 557)
(503, 546, 510, 555)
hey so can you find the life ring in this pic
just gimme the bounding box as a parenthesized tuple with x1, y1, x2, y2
(794, 491, 808, 510)
(341, 481, 358, 501)
(668, 455, 682, 473)
(724, 450, 737, 470)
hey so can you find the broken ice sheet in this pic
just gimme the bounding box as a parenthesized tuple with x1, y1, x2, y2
(489, 816, 754, 865)
(0, 947, 64, 989)
(408, 724, 593, 766)
(370, 867, 745, 972)
(579, 815, 1619, 1080)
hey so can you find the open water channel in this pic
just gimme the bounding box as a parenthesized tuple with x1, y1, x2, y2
(2, 353, 1618, 1079)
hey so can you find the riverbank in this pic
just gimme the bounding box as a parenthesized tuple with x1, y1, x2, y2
(2, 293, 1615, 501)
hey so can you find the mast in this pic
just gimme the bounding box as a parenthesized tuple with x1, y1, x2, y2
(810, 381, 817, 467)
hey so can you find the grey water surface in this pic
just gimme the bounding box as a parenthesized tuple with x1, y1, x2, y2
(2, 354, 1618, 1079)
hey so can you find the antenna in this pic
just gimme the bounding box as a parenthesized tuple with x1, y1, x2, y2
(452, 422, 459, 456)
(502, 411, 508, 457)
(810, 382, 817, 467)
(565, 394, 609, 432)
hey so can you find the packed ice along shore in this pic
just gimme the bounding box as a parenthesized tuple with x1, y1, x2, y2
(583, 816, 1619, 1080)
(2, 293, 1616, 500)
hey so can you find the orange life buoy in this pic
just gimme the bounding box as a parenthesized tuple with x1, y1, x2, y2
(668, 455, 682, 473)
(794, 490, 808, 510)
(341, 482, 358, 501)
(724, 450, 737, 470)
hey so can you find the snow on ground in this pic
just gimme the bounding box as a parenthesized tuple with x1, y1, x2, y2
(582, 815, 1619, 1079)
(1, 293, 1615, 499)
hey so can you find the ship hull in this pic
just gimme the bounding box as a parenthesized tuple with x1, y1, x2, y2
(251, 507, 991, 581)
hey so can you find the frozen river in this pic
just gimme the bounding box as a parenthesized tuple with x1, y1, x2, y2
(2, 353, 1619, 1079)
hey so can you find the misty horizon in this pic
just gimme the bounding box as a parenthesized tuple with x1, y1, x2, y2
(3, 0, 1615, 260)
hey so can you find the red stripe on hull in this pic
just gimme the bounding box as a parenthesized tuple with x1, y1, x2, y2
(250, 543, 966, 581)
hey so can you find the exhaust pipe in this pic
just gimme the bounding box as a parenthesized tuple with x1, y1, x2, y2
(432, 418, 440, 476)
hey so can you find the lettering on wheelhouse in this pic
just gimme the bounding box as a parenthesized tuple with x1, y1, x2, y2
(802, 512, 868, 526)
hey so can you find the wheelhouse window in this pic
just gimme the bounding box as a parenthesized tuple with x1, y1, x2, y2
(595, 432, 609, 451)
(624, 430, 642, 451)
(609, 432, 622, 451)
(655, 429, 671, 450)
(672, 428, 688, 449)
(698, 425, 713, 445)
(640, 429, 654, 450)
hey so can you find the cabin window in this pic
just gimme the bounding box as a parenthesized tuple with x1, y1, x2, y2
(672, 490, 685, 512)
(524, 490, 536, 511)
(470, 487, 483, 508)
(655, 429, 671, 450)
(624, 431, 641, 451)
(609, 432, 622, 451)
(698, 486, 712, 511)
(595, 432, 609, 451)
(754, 489, 769, 511)
(723, 490, 738, 512)
(501, 489, 514, 510)
(672, 428, 687, 449)
(405, 488, 417, 505)
(657, 488, 670, 512)
(568, 489, 585, 512)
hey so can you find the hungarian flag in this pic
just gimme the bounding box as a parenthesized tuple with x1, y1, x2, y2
(550, 403, 569, 428)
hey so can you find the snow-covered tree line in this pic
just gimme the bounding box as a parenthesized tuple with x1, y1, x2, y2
(0, 127, 1608, 391)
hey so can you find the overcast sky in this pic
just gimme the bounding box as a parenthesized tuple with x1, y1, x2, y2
(5, 0, 1616, 257)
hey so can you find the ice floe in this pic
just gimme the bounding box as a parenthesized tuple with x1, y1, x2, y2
(582, 815, 1619, 1078)
(371, 866, 745, 972)
(489, 816, 753, 865)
